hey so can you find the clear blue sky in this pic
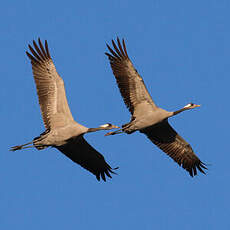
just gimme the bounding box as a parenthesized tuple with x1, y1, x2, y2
(1, 1, 229, 229)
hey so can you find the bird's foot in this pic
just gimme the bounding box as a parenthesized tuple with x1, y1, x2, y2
(10, 145, 23, 151)
(105, 129, 123, 136)
(105, 131, 116, 136)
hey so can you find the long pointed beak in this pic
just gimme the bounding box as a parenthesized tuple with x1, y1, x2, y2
(111, 125, 120, 129)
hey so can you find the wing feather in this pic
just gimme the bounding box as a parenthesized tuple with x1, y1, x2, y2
(56, 136, 117, 181)
(105, 38, 158, 117)
(140, 121, 207, 177)
(26, 38, 74, 129)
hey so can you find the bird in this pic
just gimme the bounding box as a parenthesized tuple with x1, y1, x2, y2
(104, 37, 207, 177)
(10, 38, 119, 182)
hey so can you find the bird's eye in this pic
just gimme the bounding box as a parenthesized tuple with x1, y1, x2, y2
(190, 103, 194, 106)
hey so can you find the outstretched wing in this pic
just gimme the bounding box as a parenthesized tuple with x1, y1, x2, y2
(26, 39, 74, 130)
(56, 136, 117, 181)
(105, 38, 157, 118)
(140, 121, 207, 177)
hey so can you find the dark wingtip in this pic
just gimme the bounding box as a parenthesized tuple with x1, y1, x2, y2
(26, 51, 35, 61)
(95, 166, 118, 182)
(28, 44, 33, 51)
(122, 38, 129, 58)
(105, 170, 112, 179)
(106, 40, 121, 59)
(101, 172, 106, 182)
(96, 174, 100, 181)
(189, 170, 194, 177)
(32, 40, 37, 47)
(200, 161, 208, 169)
(199, 161, 208, 173)
(110, 166, 119, 174)
(188, 161, 207, 177)
(197, 163, 207, 175)
(45, 40, 51, 58)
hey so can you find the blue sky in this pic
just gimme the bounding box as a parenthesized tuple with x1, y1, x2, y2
(1, 0, 229, 229)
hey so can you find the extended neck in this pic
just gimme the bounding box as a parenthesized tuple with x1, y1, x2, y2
(87, 127, 105, 133)
(171, 107, 187, 117)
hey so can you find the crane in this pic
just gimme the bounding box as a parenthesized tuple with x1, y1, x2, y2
(105, 38, 207, 177)
(11, 39, 119, 181)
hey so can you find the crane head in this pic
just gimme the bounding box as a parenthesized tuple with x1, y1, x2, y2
(184, 103, 201, 109)
(99, 123, 120, 130)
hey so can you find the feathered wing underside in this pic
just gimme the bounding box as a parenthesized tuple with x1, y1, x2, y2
(26, 39, 74, 130)
(56, 136, 116, 181)
(140, 121, 207, 177)
(105, 38, 158, 117)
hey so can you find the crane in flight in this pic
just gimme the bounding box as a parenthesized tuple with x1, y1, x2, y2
(11, 39, 119, 181)
(105, 38, 207, 177)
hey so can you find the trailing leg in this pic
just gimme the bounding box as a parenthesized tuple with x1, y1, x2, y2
(10, 141, 35, 151)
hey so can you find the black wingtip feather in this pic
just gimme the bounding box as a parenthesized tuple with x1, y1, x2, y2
(112, 39, 123, 58)
(95, 166, 118, 181)
(38, 38, 47, 58)
(28, 44, 42, 62)
(122, 39, 129, 58)
(187, 161, 207, 177)
(26, 51, 37, 63)
(193, 165, 197, 176)
(105, 52, 112, 57)
(26, 39, 53, 63)
(101, 172, 106, 182)
(107, 43, 120, 59)
(109, 167, 119, 175)
(105, 170, 112, 178)
(200, 161, 208, 169)
(117, 37, 126, 57)
(33, 40, 45, 60)
(197, 164, 206, 175)
(45, 40, 51, 58)
(96, 174, 100, 181)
